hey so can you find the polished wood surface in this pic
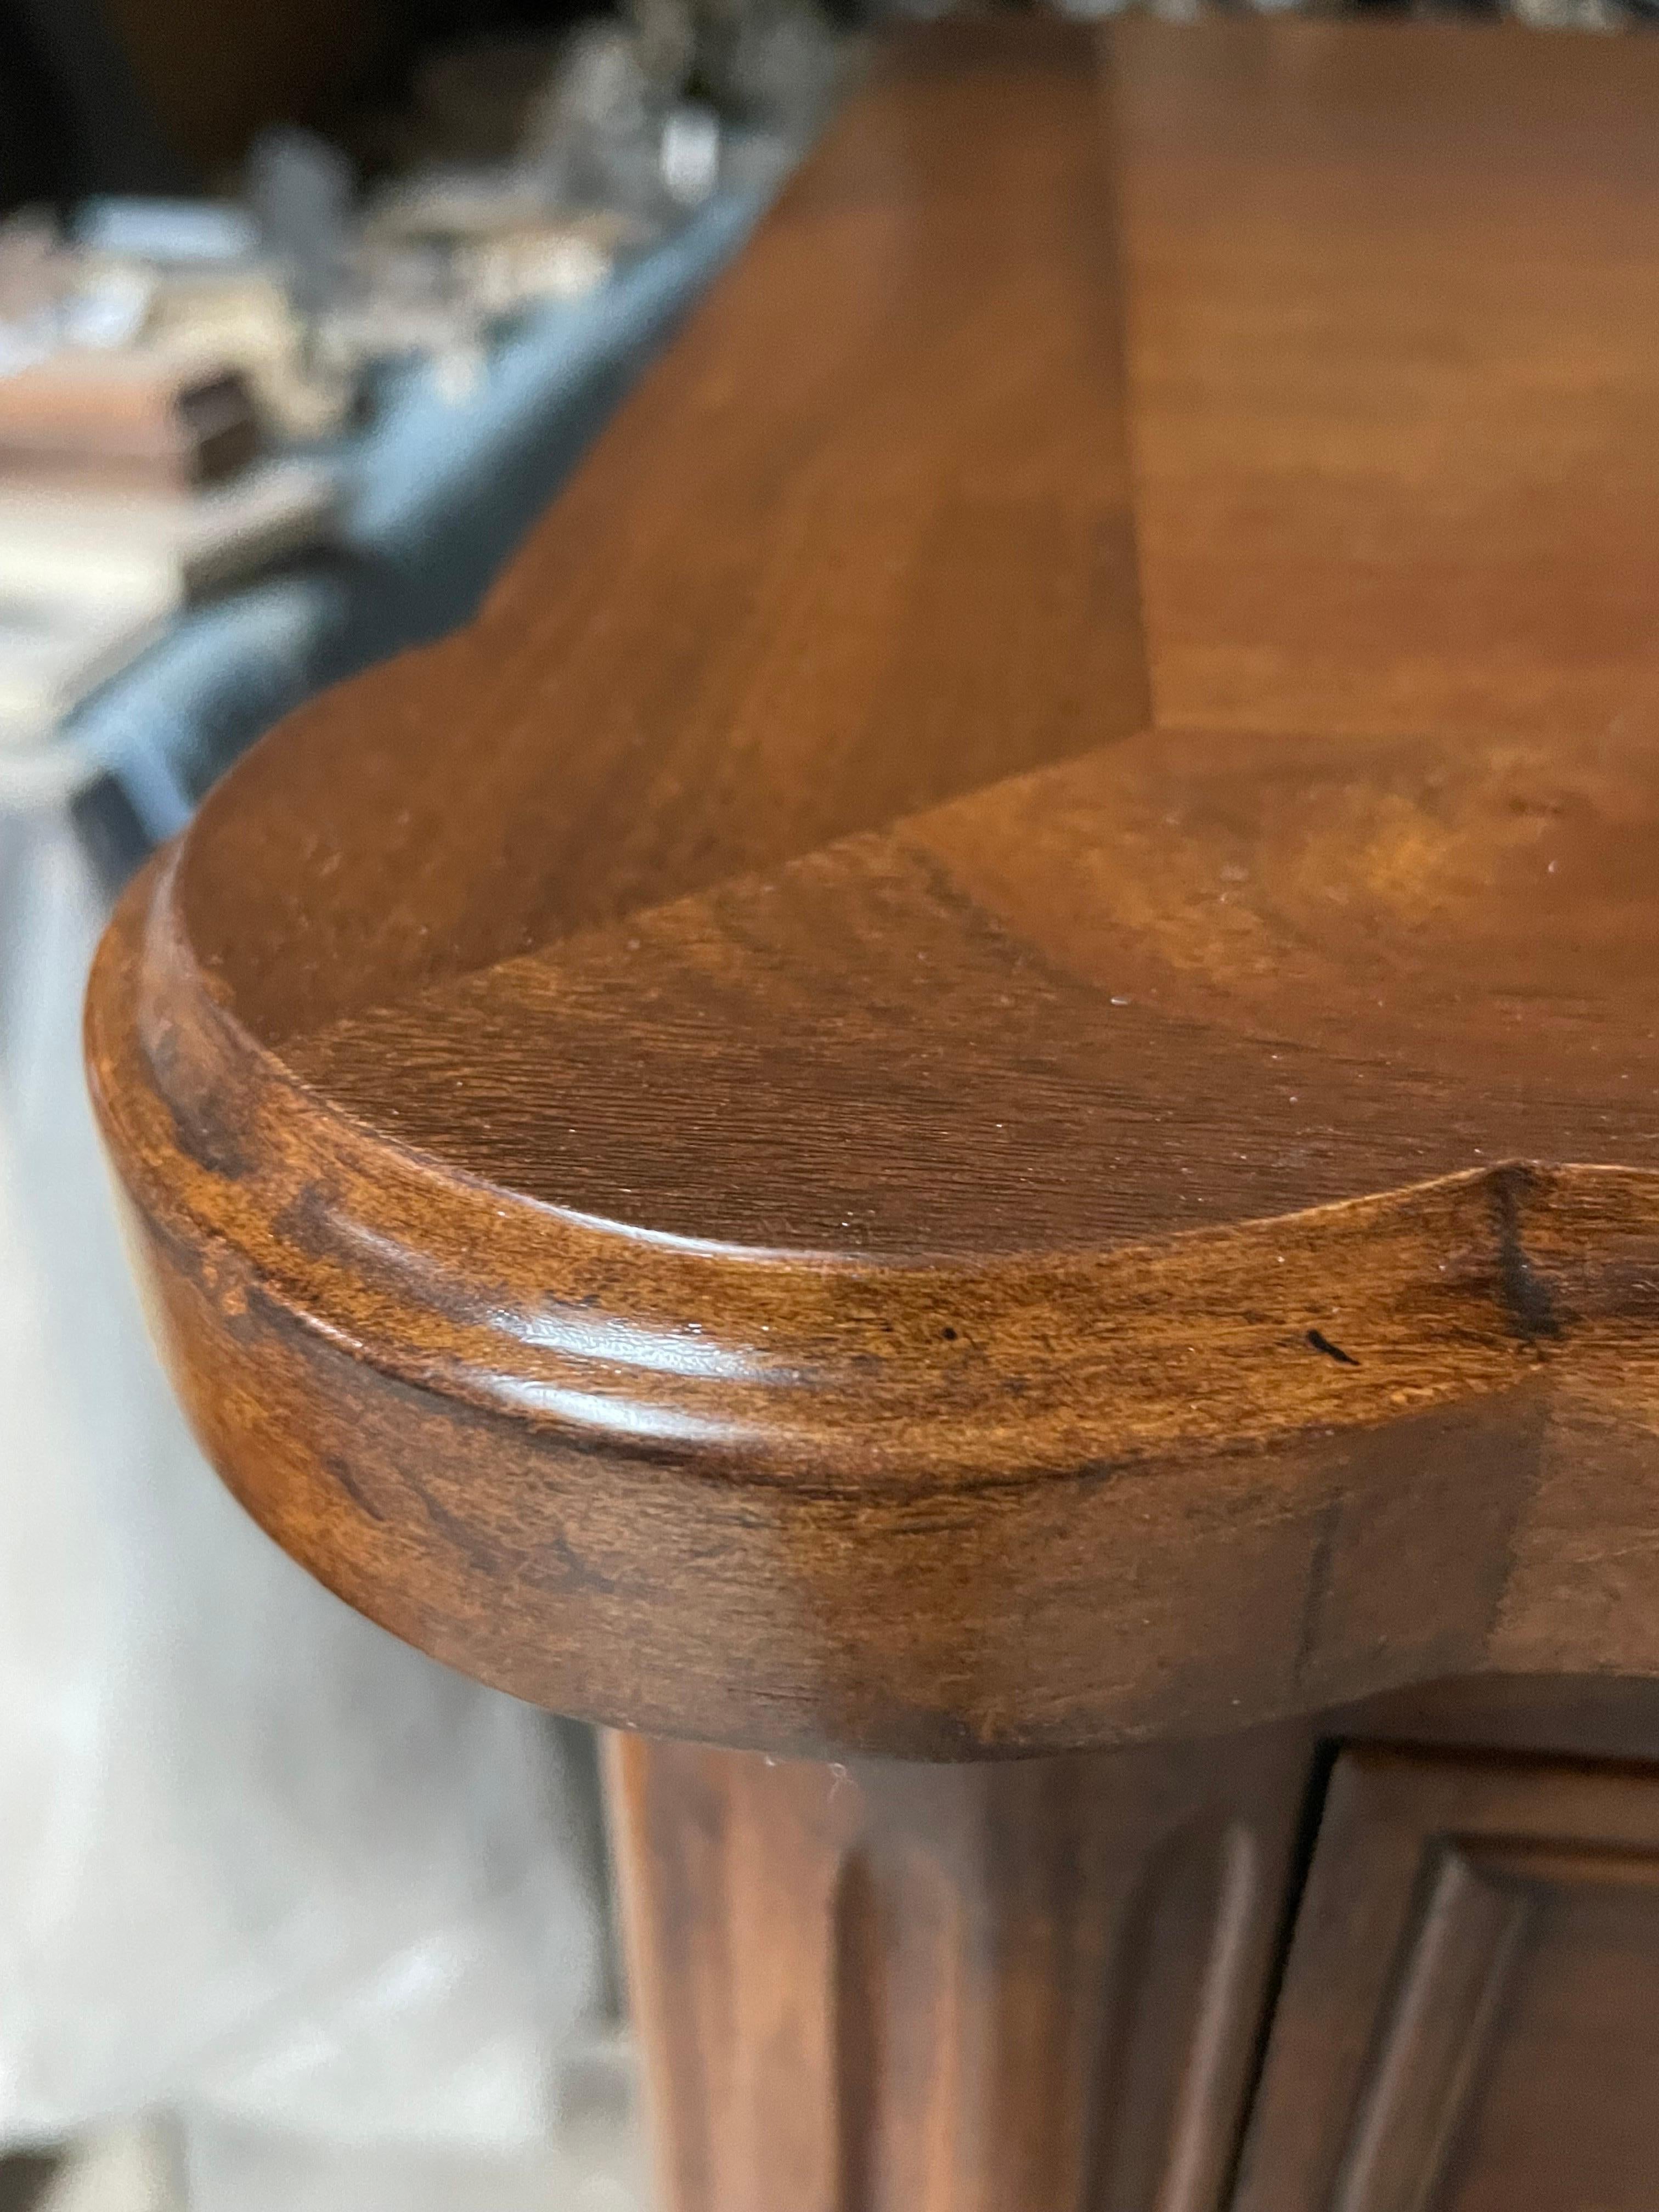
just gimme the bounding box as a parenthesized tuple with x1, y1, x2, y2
(1120, 22, 1659, 742)
(609, 1727, 1314, 2212)
(83, 21, 1659, 2209)
(84, 17, 1659, 1759)
(167, 21, 1142, 1047)
(1237, 1748, 1659, 2212)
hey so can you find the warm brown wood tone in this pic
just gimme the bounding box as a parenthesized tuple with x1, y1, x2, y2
(0, 355, 258, 490)
(82, 19, 1659, 2212)
(83, 15, 1659, 1757)
(165, 21, 1143, 1050)
(609, 1726, 1314, 2212)
(1119, 22, 1659, 744)
(1237, 1748, 1659, 2212)
(1333, 1675, 1659, 1769)
(102, 0, 390, 170)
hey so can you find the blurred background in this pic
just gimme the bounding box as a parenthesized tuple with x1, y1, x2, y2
(0, 0, 1647, 2205)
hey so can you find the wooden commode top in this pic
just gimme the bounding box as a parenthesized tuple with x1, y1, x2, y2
(87, 18, 1659, 1759)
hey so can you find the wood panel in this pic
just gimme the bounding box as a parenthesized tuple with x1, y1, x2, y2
(1236, 1748, 1659, 2212)
(1330, 1674, 1659, 1769)
(608, 1726, 1314, 2212)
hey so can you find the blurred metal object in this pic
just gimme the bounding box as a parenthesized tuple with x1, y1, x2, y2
(524, 23, 680, 224)
(245, 128, 355, 320)
(661, 106, 722, 208)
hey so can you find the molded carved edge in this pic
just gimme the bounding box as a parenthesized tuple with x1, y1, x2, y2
(88, 846, 1659, 1480)
(81, 847, 1659, 1754)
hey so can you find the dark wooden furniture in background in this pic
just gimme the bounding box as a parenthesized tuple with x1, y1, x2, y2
(84, 19, 1659, 2210)
(98, 0, 390, 171)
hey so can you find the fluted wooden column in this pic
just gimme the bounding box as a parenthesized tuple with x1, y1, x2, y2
(608, 1735, 1314, 2212)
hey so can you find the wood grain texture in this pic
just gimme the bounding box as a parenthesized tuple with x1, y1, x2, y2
(85, 20, 1659, 1755)
(1235, 1748, 1659, 2212)
(171, 19, 1144, 1048)
(1118, 20, 1659, 744)
(608, 1725, 1314, 2212)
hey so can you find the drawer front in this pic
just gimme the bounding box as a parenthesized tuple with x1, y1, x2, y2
(1235, 1748, 1659, 2212)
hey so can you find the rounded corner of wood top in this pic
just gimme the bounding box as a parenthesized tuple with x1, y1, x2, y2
(77, 16, 1659, 1753)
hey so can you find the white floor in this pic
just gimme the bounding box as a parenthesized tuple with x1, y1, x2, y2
(36, 2129, 176, 2212)
(33, 2039, 648, 2212)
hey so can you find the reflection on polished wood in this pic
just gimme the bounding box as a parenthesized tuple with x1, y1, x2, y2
(86, 18, 1659, 2210)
